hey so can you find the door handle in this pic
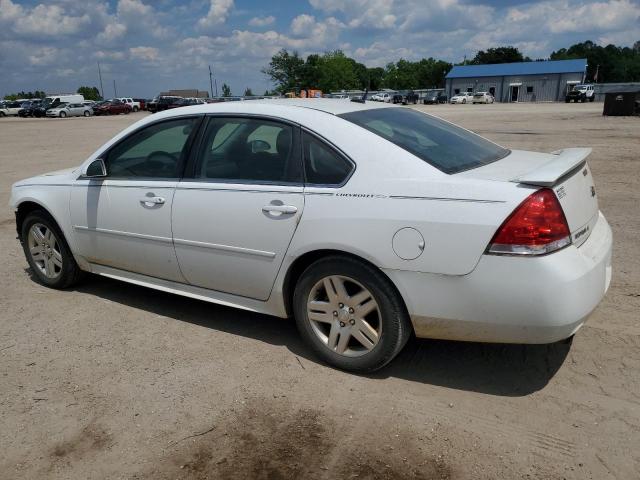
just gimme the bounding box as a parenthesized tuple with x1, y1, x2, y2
(262, 205, 297, 214)
(140, 196, 165, 205)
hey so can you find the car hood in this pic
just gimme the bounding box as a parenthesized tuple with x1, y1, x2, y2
(13, 167, 78, 187)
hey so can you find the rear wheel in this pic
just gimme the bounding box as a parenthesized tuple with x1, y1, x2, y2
(293, 256, 411, 372)
(133, 106, 139, 112)
(589, 95, 595, 102)
(21, 211, 84, 289)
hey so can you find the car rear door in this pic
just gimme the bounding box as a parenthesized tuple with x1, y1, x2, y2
(70, 116, 202, 281)
(171, 115, 304, 301)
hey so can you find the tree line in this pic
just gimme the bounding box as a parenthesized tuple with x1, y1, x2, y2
(263, 40, 640, 94)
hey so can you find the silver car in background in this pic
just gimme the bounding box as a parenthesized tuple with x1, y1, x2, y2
(46, 102, 93, 118)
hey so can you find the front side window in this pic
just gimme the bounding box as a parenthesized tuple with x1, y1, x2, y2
(303, 133, 354, 185)
(106, 117, 199, 178)
(194, 117, 302, 184)
(339, 108, 509, 174)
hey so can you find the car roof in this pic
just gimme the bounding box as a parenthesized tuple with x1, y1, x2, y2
(155, 98, 396, 118)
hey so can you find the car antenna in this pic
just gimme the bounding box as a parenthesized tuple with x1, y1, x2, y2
(351, 88, 368, 103)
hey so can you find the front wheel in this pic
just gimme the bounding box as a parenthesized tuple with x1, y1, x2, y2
(21, 211, 84, 289)
(462, 99, 466, 104)
(589, 95, 595, 102)
(293, 256, 411, 372)
(133, 106, 139, 112)
(83, 110, 90, 117)
(59, 111, 66, 118)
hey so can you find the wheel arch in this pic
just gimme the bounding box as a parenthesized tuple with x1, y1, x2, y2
(280, 249, 411, 325)
(15, 200, 62, 240)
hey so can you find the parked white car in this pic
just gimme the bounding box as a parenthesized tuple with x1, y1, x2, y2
(10, 99, 612, 372)
(372, 92, 392, 103)
(450, 92, 474, 104)
(117, 97, 141, 112)
(46, 103, 93, 118)
(1, 101, 24, 115)
(472, 92, 495, 104)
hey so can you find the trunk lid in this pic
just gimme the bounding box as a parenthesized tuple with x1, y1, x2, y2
(459, 148, 599, 247)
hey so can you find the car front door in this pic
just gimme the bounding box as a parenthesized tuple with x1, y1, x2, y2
(68, 103, 82, 116)
(171, 116, 305, 301)
(70, 116, 202, 281)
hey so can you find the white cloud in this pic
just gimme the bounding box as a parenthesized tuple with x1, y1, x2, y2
(96, 22, 127, 43)
(9, 3, 91, 36)
(129, 46, 159, 62)
(28, 47, 59, 66)
(198, 0, 234, 30)
(249, 15, 275, 27)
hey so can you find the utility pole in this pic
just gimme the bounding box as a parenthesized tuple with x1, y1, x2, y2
(214, 78, 218, 97)
(209, 65, 214, 98)
(113, 79, 117, 98)
(97, 62, 104, 100)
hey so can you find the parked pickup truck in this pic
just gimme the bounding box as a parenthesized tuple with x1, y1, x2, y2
(392, 90, 418, 105)
(117, 97, 141, 111)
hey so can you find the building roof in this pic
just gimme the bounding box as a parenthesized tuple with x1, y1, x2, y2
(446, 59, 587, 79)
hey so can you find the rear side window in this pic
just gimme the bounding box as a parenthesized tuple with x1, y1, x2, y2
(303, 133, 353, 186)
(194, 117, 302, 184)
(339, 108, 509, 174)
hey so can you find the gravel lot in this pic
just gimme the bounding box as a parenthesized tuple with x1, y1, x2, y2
(1, 103, 638, 479)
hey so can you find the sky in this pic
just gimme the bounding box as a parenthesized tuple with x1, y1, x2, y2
(0, 0, 638, 98)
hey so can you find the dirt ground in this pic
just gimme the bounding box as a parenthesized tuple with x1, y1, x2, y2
(0, 103, 638, 479)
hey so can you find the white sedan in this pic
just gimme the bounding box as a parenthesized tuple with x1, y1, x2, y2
(46, 102, 93, 118)
(450, 92, 474, 104)
(10, 99, 612, 372)
(472, 92, 495, 104)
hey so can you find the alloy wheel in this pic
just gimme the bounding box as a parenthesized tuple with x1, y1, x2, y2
(306, 275, 382, 357)
(27, 223, 63, 279)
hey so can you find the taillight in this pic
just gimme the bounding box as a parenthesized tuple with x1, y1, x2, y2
(487, 188, 571, 255)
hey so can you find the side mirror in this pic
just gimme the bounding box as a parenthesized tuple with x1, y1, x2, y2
(82, 158, 107, 178)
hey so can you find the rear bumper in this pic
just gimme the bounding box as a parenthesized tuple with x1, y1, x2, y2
(385, 212, 612, 344)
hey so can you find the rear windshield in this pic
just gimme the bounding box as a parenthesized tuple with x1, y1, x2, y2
(339, 108, 509, 174)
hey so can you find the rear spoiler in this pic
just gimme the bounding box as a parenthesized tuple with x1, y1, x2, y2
(511, 148, 592, 187)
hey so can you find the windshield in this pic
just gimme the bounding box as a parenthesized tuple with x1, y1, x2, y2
(338, 108, 510, 174)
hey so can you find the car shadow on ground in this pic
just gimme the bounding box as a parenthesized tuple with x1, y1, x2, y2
(66, 274, 570, 397)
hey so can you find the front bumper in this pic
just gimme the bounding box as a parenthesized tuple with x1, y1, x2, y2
(385, 212, 612, 344)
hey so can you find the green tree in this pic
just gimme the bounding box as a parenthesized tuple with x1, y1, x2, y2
(471, 47, 527, 65)
(551, 40, 640, 82)
(243, 87, 253, 96)
(77, 86, 101, 101)
(262, 49, 305, 94)
(221, 83, 232, 97)
(316, 50, 359, 92)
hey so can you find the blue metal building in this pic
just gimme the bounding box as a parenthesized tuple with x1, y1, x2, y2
(445, 59, 588, 102)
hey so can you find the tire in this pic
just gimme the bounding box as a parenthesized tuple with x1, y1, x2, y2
(462, 99, 466, 104)
(125, 109, 130, 114)
(83, 110, 90, 117)
(59, 111, 66, 118)
(0, 111, 5, 117)
(589, 95, 595, 102)
(133, 106, 139, 112)
(21, 210, 84, 289)
(293, 256, 411, 373)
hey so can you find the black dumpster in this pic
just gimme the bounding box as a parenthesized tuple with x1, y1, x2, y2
(603, 87, 640, 116)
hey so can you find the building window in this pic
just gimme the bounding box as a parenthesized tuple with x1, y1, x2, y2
(467, 87, 473, 92)
(526, 86, 534, 93)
